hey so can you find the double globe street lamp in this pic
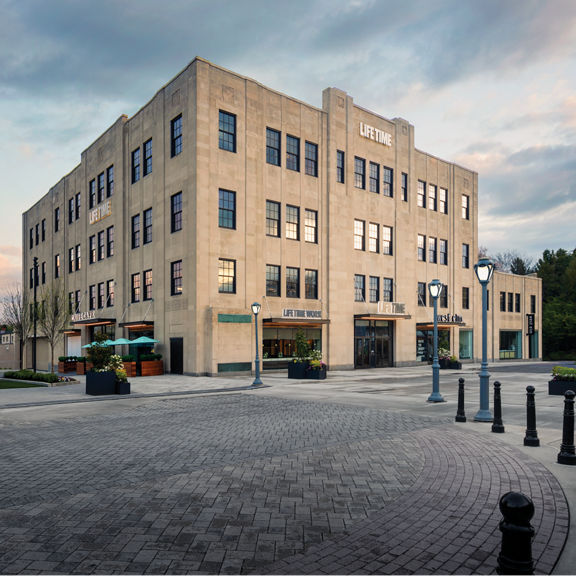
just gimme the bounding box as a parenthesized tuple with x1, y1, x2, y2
(474, 258, 495, 421)
(251, 302, 263, 387)
(427, 279, 445, 403)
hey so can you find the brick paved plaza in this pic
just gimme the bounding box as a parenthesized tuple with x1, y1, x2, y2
(0, 386, 569, 575)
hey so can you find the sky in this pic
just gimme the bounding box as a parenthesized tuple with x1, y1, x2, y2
(1, 0, 576, 288)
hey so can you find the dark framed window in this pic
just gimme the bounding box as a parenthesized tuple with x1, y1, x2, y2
(218, 189, 236, 229)
(89, 179, 96, 209)
(382, 167, 393, 198)
(143, 138, 152, 176)
(97, 282, 105, 309)
(514, 293, 521, 313)
(428, 184, 437, 211)
(418, 282, 427, 307)
(439, 187, 448, 214)
(218, 259, 235, 294)
(439, 239, 448, 265)
(75, 193, 81, 220)
(369, 222, 379, 253)
(68, 247, 75, 273)
(89, 285, 96, 311)
(286, 267, 300, 298)
(131, 214, 140, 248)
(401, 172, 408, 202)
(106, 226, 114, 257)
(354, 157, 366, 189)
(29, 268, 33, 289)
(417, 234, 426, 261)
(304, 209, 317, 243)
(171, 114, 182, 157)
(440, 285, 448, 308)
(462, 287, 470, 310)
(144, 269, 153, 301)
(75, 290, 81, 313)
(266, 264, 280, 297)
(266, 128, 281, 166)
(75, 244, 81, 271)
(417, 181, 426, 207)
(382, 278, 393, 302)
(107, 165, 114, 197)
(462, 244, 470, 268)
(462, 194, 470, 219)
(143, 208, 153, 244)
(41, 219, 46, 242)
(106, 280, 115, 307)
(89, 235, 96, 264)
(369, 276, 380, 303)
(54, 207, 60, 233)
(131, 273, 141, 303)
(500, 292, 506, 312)
(68, 292, 74, 315)
(97, 231, 105, 261)
(286, 205, 300, 240)
(305, 269, 318, 300)
(429, 237, 437, 264)
(219, 110, 236, 152)
(97, 172, 105, 203)
(337, 150, 345, 183)
(354, 219, 365, 251)
(531, 295, 536, 314)
(286, 135, 300, 171)
(171, 192, 182, 233)
(171, 260, 183, 295)
(35, 224, 39, 245)
(68, 197, 74, 224)
(41, 261, 46, 285)
(382, 225, 393, 256)
(54, 254, 60, 279)
(131, 148, 141, 183)
(29, 228, 33, 249)
(369, 162, 379, 193)
(354, 274, 365, 302)
(266, 200, 280, 237)
(305, 141, 318, 177)
(508, 293, 514, 313)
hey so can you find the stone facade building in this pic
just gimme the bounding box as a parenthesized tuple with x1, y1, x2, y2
(22, 57, 541, 374)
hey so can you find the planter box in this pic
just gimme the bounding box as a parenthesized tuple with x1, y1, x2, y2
(86, 371, 116, 395)
(548, 380, 576, 396)
(122, 362, 137, 378)
(116, 381, 131, 395)
(76, 361, 93, 375)
(288, 361, 309, 379)
(306, 368, 327, 380)
(141, 360, 164, 376)
(448, 361, 462, 370)
(58, 361, 77, 373)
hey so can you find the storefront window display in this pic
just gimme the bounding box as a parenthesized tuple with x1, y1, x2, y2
(459, 330, 473, 360)
(262, 327, 321, 369)
(417, 329, 451, 362)
(500, 330, 522, 359)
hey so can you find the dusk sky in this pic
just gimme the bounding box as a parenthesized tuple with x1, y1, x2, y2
(1, 0, 576, 287)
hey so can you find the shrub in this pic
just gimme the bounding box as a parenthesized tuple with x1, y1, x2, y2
(551, 366, 576, 381)
(4, 370, 59, 384)
(141, 353, 162, 361)
(121, 355, 135, 362)
(87, 333, 114, 372)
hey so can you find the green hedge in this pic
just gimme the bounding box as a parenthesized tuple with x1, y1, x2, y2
(4, 370, 60, 384)
(141, 353, 162, 361)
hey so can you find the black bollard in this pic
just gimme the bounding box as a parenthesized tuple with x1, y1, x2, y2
(524, 386, 540, 447)
(492, 380, 505, 433)
(557, 390, 576, 465)
(497, 492, 535, 575)
(455, 377, 466, 422)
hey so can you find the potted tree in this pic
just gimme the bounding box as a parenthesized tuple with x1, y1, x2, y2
(288, 329, 311, 379)
(85, 334, 116, 395)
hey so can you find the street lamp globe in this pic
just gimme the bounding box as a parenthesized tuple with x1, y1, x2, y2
(428, 278, 443, 300)
(474, 258, 495, 285)
(251, 302, 261, 315)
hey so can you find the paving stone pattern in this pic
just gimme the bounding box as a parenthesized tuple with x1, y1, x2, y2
(0, 394, 568, 574)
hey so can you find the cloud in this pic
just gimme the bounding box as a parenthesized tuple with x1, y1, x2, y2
(0, 245, 22, 289)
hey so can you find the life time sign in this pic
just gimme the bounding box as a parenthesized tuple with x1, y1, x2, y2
(89, 200, 112, 224)
(282, 309, 322, 319)
(359, 122, 393, 147)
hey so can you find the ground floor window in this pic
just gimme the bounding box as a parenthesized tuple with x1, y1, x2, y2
(354, 320, 393, 368)
(416, 329, 450, 362)
(500, 330, 522, 359)
(459, 330, 473, 360)
(528, 331, 539, 359)
(262, 326, 321, 369)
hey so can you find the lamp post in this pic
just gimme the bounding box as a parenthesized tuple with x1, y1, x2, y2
(474, 258, 495, 421)
(251, 302, 263, 386)
(32, 256, 38, 373)
(427, 279, 445, 403)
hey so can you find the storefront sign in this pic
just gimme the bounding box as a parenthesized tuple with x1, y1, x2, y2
(359, 122, 393, 147)
(89, 200, 112, 224)
(71, 311, 96, 323)
(437, 314, 463, 324)
(282, 309, 322, 319)
(527, 314, 535, 335)
(377, 301, 406, 315)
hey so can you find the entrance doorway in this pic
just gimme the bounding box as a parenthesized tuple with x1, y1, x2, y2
(354, 320, 393, 368)
(170, 338, 183, 374)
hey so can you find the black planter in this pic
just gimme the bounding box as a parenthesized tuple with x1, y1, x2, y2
(86, 371, 117, 395)
(549, 380, 576, 396)
(116, 381, 131, 395)
(306, 368, 327, 380)
(439, 358, 450, 369)
(448, 361, 462, 370)
(288, 361, 309, 379)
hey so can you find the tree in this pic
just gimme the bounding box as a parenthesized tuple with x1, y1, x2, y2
(493, 250, 534, 274)
(0, 284, 31, 369)
(37, 282, 70, 373)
